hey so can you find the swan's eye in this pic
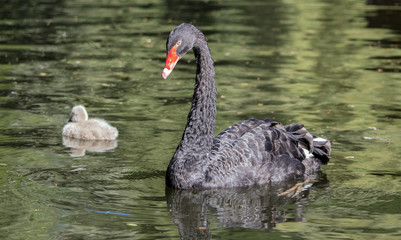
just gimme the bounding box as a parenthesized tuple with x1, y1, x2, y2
(176, 40, 182, 46)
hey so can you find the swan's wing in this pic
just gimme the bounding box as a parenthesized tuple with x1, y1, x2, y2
(213, 118, 305, 162)
(207, 119, 305, 187)
(213, 118, 276, 146)
(206, 119, 331, 188)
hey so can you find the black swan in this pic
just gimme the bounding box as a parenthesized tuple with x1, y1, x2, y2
(162, 23, 331, 189)
(62, 105, 118, 140)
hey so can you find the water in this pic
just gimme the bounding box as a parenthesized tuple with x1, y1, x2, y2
(1, 0, 400, 239)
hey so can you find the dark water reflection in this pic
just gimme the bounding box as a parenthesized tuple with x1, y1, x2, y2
(1, 0, 401, 239)
(166, 176, 329, 239)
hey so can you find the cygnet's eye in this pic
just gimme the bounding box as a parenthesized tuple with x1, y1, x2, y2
(176, 40, 182, 46)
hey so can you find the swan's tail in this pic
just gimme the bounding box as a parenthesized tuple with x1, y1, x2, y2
(310, 137, 331, 164)
(284, 123, 331, 173)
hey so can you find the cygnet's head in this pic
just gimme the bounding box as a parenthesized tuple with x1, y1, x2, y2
(68, 105, 88, 122)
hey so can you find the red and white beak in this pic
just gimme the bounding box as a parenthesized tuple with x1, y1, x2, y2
(162, 44, 180, 79)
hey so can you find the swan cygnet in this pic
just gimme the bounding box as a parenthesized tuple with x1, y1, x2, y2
(62, 105, 118, 140)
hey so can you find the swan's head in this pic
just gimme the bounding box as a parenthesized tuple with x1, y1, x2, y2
(68, 105, 88, 122)
(162, 23, 199, 79)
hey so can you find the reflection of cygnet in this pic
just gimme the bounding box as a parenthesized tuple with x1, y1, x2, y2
(62, 136, 118, 157)
(62, 105, 118, 140)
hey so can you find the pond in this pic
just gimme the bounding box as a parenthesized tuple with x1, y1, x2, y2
(1, 0, 400, 239)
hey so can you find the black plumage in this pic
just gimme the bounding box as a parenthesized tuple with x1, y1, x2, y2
(162, 24, 331, 189)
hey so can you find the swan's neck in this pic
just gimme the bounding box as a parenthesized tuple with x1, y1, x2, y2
(174, 39, 216, 159)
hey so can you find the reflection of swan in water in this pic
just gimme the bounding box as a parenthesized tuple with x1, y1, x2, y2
(166, 175, 329, 239)
(62, 136, 118, 157)
(62, 105, 118, 140)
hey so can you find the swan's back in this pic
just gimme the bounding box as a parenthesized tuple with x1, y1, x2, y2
(200, 118, 331, 189)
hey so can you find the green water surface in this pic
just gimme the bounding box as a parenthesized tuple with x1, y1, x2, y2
(0, 0, 400, 239)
